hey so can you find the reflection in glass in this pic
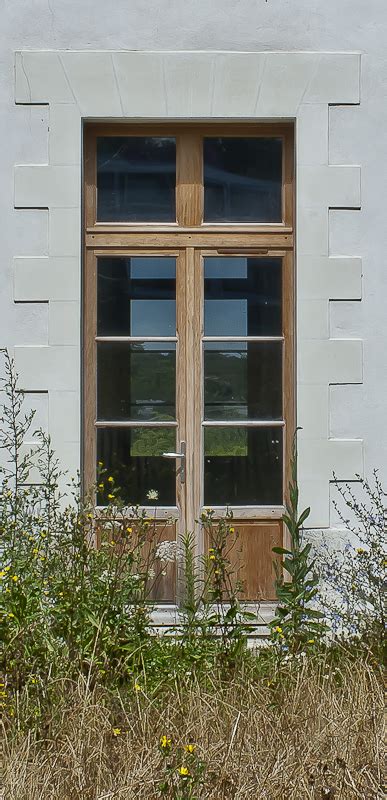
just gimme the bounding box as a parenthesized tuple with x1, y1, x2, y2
(204, 257, 282, 336)
(97, 137, 176, 222)
(97, 427, 176, 506)
(204, 137, 282, 222)
(98, 342, 176, 421)
(204, 342, 282, 420)
(97, 257, 176, 336)
(204, 426, 283, 505)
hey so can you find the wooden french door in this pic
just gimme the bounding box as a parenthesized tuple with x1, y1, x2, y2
(83, 122, 294, 604)
(84, 244, 293, 603)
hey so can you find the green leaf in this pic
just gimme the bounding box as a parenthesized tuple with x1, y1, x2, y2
(297, 507, 311, 527)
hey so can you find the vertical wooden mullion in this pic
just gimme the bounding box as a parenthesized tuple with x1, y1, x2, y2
(193, 248, 203, 557)
(83, 249, 97, 499)
(283, 129, 294, 229)
(176, 133, 203, 226)
(283, 248, 295, 551)
(176, 249, 187, 602)
(84, 128, 97, 228)
(184, 247, 197, 538)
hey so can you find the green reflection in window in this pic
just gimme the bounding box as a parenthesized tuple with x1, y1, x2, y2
(130, 427, 175, 457)
(204, 427, 247, 457)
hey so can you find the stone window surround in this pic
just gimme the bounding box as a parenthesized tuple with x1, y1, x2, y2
(13, 50, 363, 528)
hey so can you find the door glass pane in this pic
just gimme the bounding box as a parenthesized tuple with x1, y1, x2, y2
(97, 427, 176, 506)
(97, 257, 176, 336)
(204, 257, 282, 336)
(204, 137, 282, 222)
(97, 137, 176, 222)
(98, 342, 176, 421)
(204, 342, 282, 420)
(204, 426, 283, 505)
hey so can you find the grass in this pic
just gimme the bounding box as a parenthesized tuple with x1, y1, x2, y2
(2, 653, 384, 799)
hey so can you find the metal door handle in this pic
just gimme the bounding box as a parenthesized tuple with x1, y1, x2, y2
(162, 441, 186, 483)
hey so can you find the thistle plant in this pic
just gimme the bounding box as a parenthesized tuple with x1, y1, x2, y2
(270, 432, 327, 654)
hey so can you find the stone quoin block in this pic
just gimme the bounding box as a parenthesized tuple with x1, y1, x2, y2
(14, 257, 80, 302)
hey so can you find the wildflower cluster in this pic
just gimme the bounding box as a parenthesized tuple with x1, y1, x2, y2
(317, 471, 386, 649)
(0, 351, 175, 690)
(158, 735, 205, 799)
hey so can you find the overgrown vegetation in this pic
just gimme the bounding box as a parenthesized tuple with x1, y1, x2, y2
(0, 351, 385, 799)
(270, 431, 327, 654)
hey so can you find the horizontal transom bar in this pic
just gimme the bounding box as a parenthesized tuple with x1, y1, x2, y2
(95, 420, 177, 428)
(96, 336, 178, 343)
(202, 336, 284, 342)
(202, 420, 285, 427)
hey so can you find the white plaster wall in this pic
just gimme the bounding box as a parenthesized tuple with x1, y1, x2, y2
(0, 1, 386, 530)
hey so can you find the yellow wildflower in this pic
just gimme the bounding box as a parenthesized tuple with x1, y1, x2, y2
(108, 476, 114, 483)
(185, 743, 196, 754)
(98, 461, 103, 467)
(11, 575, 19, 583)
(307, 639, 315, 645)
(0, 571, 6, 579)
(98, 483, 104, 490)
(4, 566, 10, 572)
(160, 735, 172, 749)
(8, 613, 15, 618)
(126, 527, 133, 534)
(214, 569, 220, 575)
(112, 727, 121, 737)
(87, 513, 93, 519)
(209, 554, 216, 561)
(274, 625, 283, 634)
(178, 766, 189, 776)
(107, 493, 114, 501)
(356, 548, 365, 555)
(134, 682, 141, 692)
(229, 527, 235, 534)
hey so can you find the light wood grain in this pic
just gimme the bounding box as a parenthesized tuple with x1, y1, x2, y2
(176, 132, 203, 226)
(83, 122, 295, 600)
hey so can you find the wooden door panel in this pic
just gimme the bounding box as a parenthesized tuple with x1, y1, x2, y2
(230, 521, 282, 600)
(146, 522, 177, 603)
(204, 520, 282, 601)
(95, 519, 177, 604)
(224, 520, 282, 601)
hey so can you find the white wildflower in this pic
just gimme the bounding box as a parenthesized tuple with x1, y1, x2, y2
(155, 540, 178, 563)
(146, 489, 159, 501)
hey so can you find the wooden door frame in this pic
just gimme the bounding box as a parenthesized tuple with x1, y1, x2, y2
(83, 121, 295, 596)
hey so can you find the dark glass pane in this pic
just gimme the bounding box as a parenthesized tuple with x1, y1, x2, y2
(204, 426, 283, 505)
(97, 427, 176, 506)
(97, 257, 176, 336)
(204, 342, 282, 420)
(204, 257, 282, 336)
(97, 137, 176, 222)
(204, 137, 282, 222)
(98, 342, 176, 422)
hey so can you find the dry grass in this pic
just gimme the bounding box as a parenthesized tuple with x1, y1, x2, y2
(2, 658, 384, 800)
